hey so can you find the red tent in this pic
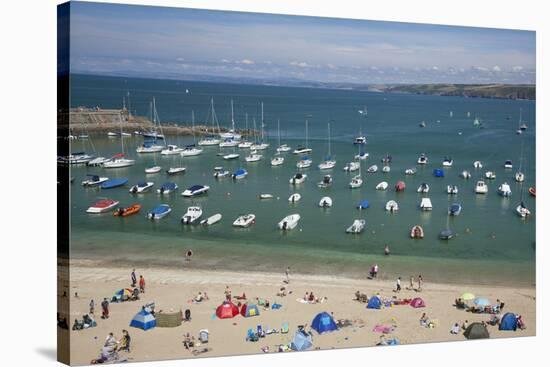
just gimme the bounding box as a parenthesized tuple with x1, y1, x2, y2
(395, 181, 406, 191)
(410, 297, 426, 308)
(216, 301, 239, 319)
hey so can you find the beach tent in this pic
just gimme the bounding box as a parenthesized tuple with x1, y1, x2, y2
(410, 297, 426, 308)
(311, 312, 338, 334)
(367, 296, 382, 309)
(473, 297, 491, 307)
(216, 301, 239, 319)
(240, 303, 260, 317)
(130, 309, 156, 330)
(433, 169, 445, 177)
(290, 330, 313, 351)
(463, 322, 489, 339)
(499, 313, 518, 331)
(461, 293, 476, 301)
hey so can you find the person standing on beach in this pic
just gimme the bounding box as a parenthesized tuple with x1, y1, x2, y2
(89, 299, 95, 315)
(139, 275, 145, 293)
(409, 276, 414, 290)
(131, 269, 137, 287)
(285, 266, 291, 284)
(101, 298, 110, 319)
(417, 275, 423, 291)
(384, 245, 390, 256)
(395, 277, 402, 292)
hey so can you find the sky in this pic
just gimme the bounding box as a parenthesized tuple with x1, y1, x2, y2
(68, 1, 536, 84)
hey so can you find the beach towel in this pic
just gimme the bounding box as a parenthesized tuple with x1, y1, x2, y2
(272, 303, 282, 310)
(373, 325, 394, 334)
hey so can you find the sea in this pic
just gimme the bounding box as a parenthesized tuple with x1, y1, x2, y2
(68, 74, 536, 286)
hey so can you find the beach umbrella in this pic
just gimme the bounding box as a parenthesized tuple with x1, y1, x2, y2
(460, 292, 475, 301)
(473, 297, 490, 307)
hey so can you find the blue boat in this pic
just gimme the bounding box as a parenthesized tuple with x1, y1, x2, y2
(433, 168, 445, 177)
(182, 184, 210, 197)
(148, 204, 171, 220)
(357, 200, 370, 209)
(100, 178, 128, 189)
(449, 203, 462, 216)
(232, 168, 248, 179)
(157, 182, 178, 195)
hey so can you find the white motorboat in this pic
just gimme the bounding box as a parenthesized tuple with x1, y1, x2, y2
(367, 165, 378, 173)
(485, 171, 496, 179)
(245, 151, 263, 162)
(232, 168, 248, 179)
(238, 140, 253, 149)
(277, 144, 292, 153)
(297, 157, 313, 168)
(136, 143, 164, 153)
(475, 180, 488, 194)
(346, 219, 365, 234)
(317, 175, 333, 188)
(498, 182, 512, 197)
(86, 199, 119, 214)
(289, 173, 307, 184)
(288, 193, 302, 203)
(449, 203, 462, 216)
(278, 214, 301, 230)
(182, 184, 210, 197)
(405, 168, 416, 175)
(129, 181, 154, 194)
(293, 146, 313, 154)
(258, 193, 274, 200)
(200, 213, 222, 226)
(107, 132, 118, 137)
(145, 166, 162, 174)
(442, 157, 453, 167)
(319, 196, 333, 208)
(120, 132, 131, 137)
(233, 214, 256, 227)
(103, 154, 135, 168)
(147, 204, 172, 220)
(349, 175, 363, 189)
(180, 145, 203, 157)
(355, 152, 369, 160)
(81, 175, 108, 187)
(167, 167, 186, 175)
(181, 206, 203, 224)
(417, 183, 430, 193)
(504, 160, 513, 169)
(157, 182, 178, 195)
(420, 198, 433, 211)
(446, 185, 459, 194)
(515, 172, 525, 182)
(516, 202, 531, 218)
(271, 155, 284, 166)
(161, 145, 184, 155)
(354, 136, 367, 145)
(382, 165, 391, 173)
(461, 170, 471, 179)
(376, 181, 388, 190)
(417, 154, 428, 165)
(473, 161, 483, 169)
(385, 200, 399, 212)
(213, 167, 230, 178)
(223, 153, 240, 160)
(343, 162, 360, 172)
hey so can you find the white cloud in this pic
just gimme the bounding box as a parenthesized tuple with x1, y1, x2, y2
(240, 59, 254, 65)
(512, 65, 524, 72)
(290, 61, 309, 68)
(432, 66, 439, 71)
(492, 65, 501, 72)
(474, 66, 488, 72)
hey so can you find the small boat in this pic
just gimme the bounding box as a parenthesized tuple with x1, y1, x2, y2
(213, 167, 230, 178)
(278, 214, 301, 230)
(405, 168, 416, 175)
(420, 198, 433, 211)
(475, 180, 488, 194)
(297, 156, 313, 168)
(346, 219, 365, 234)
(504, 160, 513, 169)
(245, 151, 263, 162)
(161, 145, 184, 155)
(516, 202, 531, 218)
(417, 154, 428, 165)
(460, 170, 471, 179)
(410, 225, 424, 239)
(148, 204, 171, 220)
(219, 139, 239, 148)
(223, 153, 240, 160)
(129, 181, 154, 194)
(529, 187, 536, 197)
(100, 178, 128, 189)
(433, 169, 445, 178)
(200, 213, 222, 226)
(181, 206, 203, 224)
(233, 214, 256, 227)
(317, 175, 333, 188)
(142, 131, 165, 140)
(382, 165, 391, 173)
(277, 144, 292, 153)
(136, 142, 164, 153)
(293, 146, 312, 155)
(114, 204, 141, 217)
(238, 141, 253, 149)
(271, 155, 284, 166)
(167, 167, 186, 175)
(473, 161, 483, 169)
(120, 132, 131, 137)
(258, 194, 274, 200)
(198, 136, 221, 146)
(157, 182, 178, 195)
(381, 155, 392, 164)
(107, 132, 118, 137)
(447, 185, 459, 195)
(417, 183, 430, 193)
(180, 144, 203, 157)
(349, 175, 363, 189)
(355, 152, 369, 160)
(103, 154, 135, 168)
(289, 173, 307, 184)
(419, 121, 426, 128)
(232, 168, 248, 180)
(145, 166, 162, 174)
(376, 181, 388, 190)
(449, 203, 462, 216)
(288, 193, 301, 203)
(182, 184, 210, 197)
(356, 200, 370, 210)
(498, 182, 512, 197)
(367, 165, 378, 173)
(354, 136, 367, 145)
(485, 171, 496, 180)
(515, 172, 525, 182)
(318, 159, 336, 170)
(439, 229, 454, 240)
(319, 196, 333, 208)
(385, 200, 399, 212)
(81, 175, 108, 187)
(250, 142, 269, 151)
(87, 157, 110, 166)
(442, 157, 453, 167)
(343, 162, 360, 172)
(86, 199, 120, 214)
(395, 181, 406, 192)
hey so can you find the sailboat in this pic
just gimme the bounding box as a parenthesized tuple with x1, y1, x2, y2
(271, 119, 285, 166)
(103, 113, 136, 168)
(219, 100, 240, 147)
(198, 98, 222, 146)
(181, 110, 203, 156)
(293, 119, 313, 154)
(245, 117, 263, 162)
(515, 140, 525, 182)
(318, 123, 336, 170)
(439, 211, 454, 240)
(516, 108, 528, 134)
(167, 117, 186, 174)
(250, 102, 269, 150)
(349, 156, 363, 189)
(238, 113, 253, 149)
(137, 99, 165, 153)
(354, 106, 367, 144)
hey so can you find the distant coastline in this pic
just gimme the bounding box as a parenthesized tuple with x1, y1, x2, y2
(378, 84, 535, 101)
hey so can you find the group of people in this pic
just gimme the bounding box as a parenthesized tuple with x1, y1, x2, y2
(131, 269, 146, 293)
(91, 330, 131, 364)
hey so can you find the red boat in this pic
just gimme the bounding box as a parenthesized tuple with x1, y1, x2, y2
(395, 181, 406, 192)
(86, 199, 120, 214)
(114, 204, 141, 217)
(528, 187, 536, 197)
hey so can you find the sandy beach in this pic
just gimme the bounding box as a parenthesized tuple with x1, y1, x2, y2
(62, 259, 535, 365)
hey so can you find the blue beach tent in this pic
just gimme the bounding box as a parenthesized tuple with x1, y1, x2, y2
(433, 169, 445, 177)
(130, 309, 156, 330)
(311, 312, 338, 334)
(367, 296, 382, 309)
(499, 313, 518, 331)
(290, 330, 313, 351)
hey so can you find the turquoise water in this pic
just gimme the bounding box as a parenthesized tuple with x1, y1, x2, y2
(69, 74, 536, 286)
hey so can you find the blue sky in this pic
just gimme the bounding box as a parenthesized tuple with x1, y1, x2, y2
(69, 1, 536, 84)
